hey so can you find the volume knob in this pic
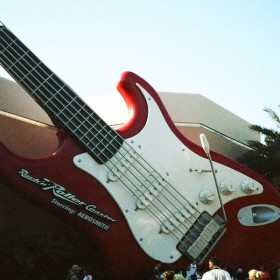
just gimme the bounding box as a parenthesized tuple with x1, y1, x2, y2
(199, 188, 215, 204)
(220, 180, 234, 195)
(241, 179, 256, 194)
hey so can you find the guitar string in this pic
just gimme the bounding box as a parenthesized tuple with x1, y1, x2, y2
(0, 27, 220, 258)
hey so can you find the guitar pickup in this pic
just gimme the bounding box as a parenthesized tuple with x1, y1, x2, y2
(107, 147, 138, 181)
(136, 177, 167, 209)
(160, 207, 197, 233)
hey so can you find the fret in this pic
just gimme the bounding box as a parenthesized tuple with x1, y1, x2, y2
(0, 24, 123, 163)
(72, 110, 98, 135)
(82, 125, 119, 150)
(83, 121, 112, 141)
(63, 100, 86, 124)
(55, 97, 80, 120)
(6, 48, 30, 74)
(18, 61, 42, 83)
(1, 37, 17, 57)
(39, 78, 67, 106)
(33, 73, 55, 98)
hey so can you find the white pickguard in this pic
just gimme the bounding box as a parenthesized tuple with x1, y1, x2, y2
(73, 84, 263, 263)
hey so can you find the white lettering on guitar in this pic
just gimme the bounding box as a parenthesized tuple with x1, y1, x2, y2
(18, 169, 116, 222)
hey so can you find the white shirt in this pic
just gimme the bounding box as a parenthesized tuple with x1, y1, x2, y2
(83, 275, 92, 280)
(202, 268, 231, 280)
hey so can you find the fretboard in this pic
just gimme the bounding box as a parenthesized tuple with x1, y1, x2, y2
(0, 23, 123, 163)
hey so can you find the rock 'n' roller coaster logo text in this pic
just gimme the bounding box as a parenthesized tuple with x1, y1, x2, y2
(18, 169, 116, 231)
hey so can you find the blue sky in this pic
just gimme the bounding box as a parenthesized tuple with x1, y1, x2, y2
(1, 0, 280, 128)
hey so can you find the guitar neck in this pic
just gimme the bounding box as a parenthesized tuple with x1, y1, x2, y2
(0, 23, 123, 163)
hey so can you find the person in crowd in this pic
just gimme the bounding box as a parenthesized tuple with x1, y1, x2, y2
(276, 262, 280, 280)
(163, 270, 175, 280)
(260, 265, 270, 280)
(248, 269, 263, 280)
(66, 268, 73, 280)
(66, 264, 82, 280)
(83, 267, 93, 280)
(201, 257, 231, 280)
(174, 273, 186, 280)
(188, 260, 198, 280)
(234, 268, 247, 280)
(152, 262, 163, 280)
(175, 273, 185, 280)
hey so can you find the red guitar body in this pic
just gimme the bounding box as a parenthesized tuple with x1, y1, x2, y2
(0, 24, 279, 279)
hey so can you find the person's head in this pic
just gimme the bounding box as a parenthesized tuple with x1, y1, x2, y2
(259, 266, 266, 272)
(84, 267, 91, 276)
(71, 264, 82, 275)
(163, 270, 175, 280)
(208, 257, 220, 270)
(237, 268, 243, 274)
(249, 269, 263, 280)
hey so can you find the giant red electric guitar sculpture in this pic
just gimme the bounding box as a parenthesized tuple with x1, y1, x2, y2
(0, 23, 279, 279)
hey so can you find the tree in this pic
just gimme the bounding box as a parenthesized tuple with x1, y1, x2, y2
(238, 106, 280, 190)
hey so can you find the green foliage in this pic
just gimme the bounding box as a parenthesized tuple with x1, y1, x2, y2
(238, 106, 280, 189)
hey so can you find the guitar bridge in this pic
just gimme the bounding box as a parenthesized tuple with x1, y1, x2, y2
(177, 212, 226, 264)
